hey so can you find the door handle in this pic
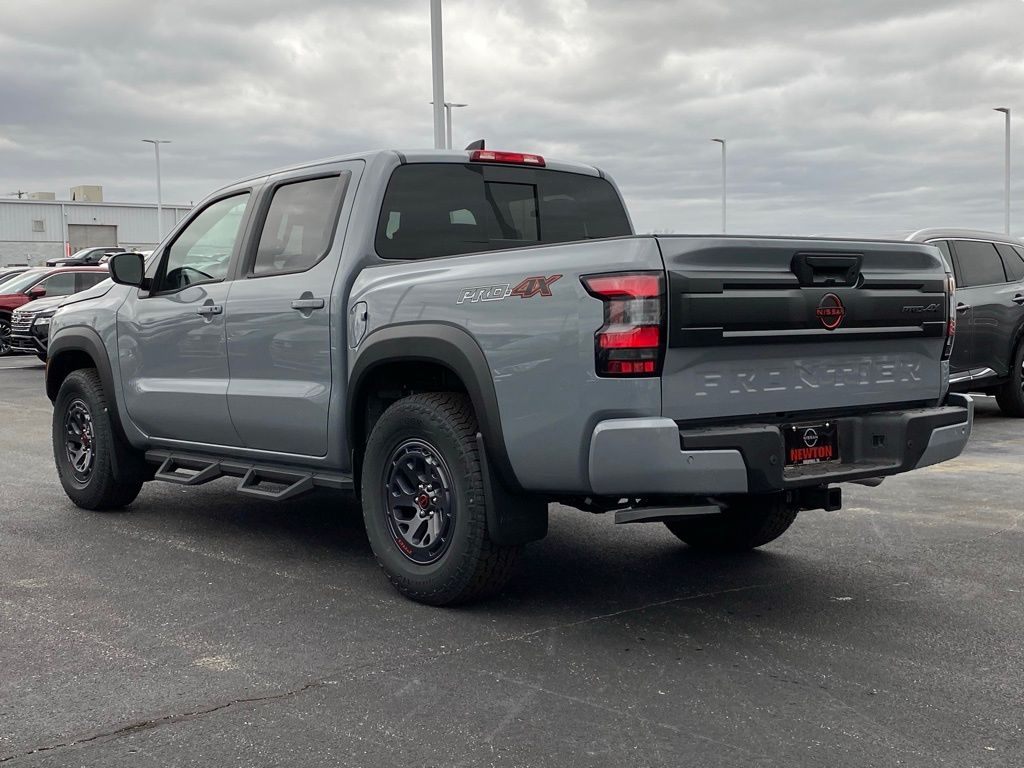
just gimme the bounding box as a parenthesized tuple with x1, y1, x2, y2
(956, 303, 971, 313)
(196, 304, 223, 316)
(291, 298, 325, 311)
(1012, 294, 1024, 306)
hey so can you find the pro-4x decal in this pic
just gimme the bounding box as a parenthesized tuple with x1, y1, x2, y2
(457, 275, 563, 304)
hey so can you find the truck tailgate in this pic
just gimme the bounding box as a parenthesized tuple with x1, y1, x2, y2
(656, 236, 950, 422)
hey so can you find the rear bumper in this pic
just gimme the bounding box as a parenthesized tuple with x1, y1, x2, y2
(587, 393, 973, 495)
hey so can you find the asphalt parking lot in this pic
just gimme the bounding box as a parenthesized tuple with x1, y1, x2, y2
(1, 355, 1022, 767)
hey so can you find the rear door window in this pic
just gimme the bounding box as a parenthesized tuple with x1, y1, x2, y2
(250, 174, 348, 276)
(995, 243, 1024, 281)
(376, 163, 631, 260)
(952, 240, 1007, 287)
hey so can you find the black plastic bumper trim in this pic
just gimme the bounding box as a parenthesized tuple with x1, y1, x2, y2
(679, 401, 971, 492)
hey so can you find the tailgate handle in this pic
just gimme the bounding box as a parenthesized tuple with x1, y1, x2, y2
(791, 253, 862, 287)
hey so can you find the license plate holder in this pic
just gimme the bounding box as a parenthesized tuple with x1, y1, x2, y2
(784, 422, 839, 466)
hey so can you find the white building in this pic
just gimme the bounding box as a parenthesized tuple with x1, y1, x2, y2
(0, 194, 191, 266)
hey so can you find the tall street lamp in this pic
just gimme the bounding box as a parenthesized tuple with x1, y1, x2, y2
(711, 138, 727, 234)
(995, 107, 1011, 234)
(445, 102, 468, 150)
(430, 101, 469, 149)
(430, 0, 446, 149)
(141, 139, 171, 241)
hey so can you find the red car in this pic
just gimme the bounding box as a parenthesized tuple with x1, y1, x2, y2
(0, 266, 108, 356)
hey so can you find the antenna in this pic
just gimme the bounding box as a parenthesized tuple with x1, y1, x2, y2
(464, 139, 485, 151)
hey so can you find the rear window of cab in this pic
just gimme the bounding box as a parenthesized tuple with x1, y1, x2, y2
(375, 163, 632, 260)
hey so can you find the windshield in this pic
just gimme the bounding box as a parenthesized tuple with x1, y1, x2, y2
(0, 269, 46, 294)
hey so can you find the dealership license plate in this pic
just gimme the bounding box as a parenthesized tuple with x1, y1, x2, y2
(784, 422, 839, 466)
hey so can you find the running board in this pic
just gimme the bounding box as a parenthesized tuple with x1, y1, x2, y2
(146, 450, 353, 500)
(153, 454, 223, 486)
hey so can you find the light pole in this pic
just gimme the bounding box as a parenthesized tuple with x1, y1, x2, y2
(141, 139, 171, 241)
(995, 107, 1011, 234)
(430, 0, 446, 149)
(445, 102, 468, 150)
(430, 101, 468, 149)
(711, 138, 727, 233)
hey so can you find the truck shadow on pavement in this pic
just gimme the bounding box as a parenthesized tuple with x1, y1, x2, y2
(130, 483, 853, 617)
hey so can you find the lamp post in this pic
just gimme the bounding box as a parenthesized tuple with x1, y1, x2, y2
(445, 102, 468, 150)
(711, 138, 727, 233)
(430, 101, 468, 149)
(430, 0, 446, 149)
(141, 139, 171, 241)
(995, 107, 1011, 234)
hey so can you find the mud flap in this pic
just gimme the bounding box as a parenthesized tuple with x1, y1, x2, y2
(476, 432, 548, 546)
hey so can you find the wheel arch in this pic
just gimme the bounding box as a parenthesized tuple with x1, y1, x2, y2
(347, 323, 521, 491)
(46, 329, 127, 440)
(1009, 319, 1024, 367)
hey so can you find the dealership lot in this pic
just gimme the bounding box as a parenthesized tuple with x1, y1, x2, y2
(1, 355, 1021, 766)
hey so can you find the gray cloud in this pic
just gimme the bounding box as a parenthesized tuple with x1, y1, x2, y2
(2, 0, 1023, 235)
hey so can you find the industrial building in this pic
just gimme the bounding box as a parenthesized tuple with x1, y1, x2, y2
(0, 186, 190, 266)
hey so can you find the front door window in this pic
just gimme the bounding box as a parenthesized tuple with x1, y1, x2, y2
(154, 193, 250, 293)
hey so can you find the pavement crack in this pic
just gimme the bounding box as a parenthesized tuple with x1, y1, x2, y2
(0, 681, 324, 763)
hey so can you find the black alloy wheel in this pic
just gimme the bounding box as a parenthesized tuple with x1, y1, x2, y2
(383, 438, 456, 565)
(63, 398, 96, 482)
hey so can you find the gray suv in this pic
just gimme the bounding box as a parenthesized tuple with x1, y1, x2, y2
(43, 148, 972, 604)
(907, 229, 1024, 415)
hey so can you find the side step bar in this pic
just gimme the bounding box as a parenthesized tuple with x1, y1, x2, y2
(146, 449, 353, 501)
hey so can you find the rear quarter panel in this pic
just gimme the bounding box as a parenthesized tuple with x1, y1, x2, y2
(348, 237, 664, 492)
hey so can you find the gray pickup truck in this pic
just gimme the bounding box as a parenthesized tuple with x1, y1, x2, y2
(45, 147, 973, 604)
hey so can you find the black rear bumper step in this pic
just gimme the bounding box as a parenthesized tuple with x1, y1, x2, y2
(145, 450, 353, 500)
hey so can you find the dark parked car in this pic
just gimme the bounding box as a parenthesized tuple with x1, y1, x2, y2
(908, 229, 1024, 415)
(0, 266, 108, 355)
(46, 246, 124, 267)
(9, 294, 70, 360)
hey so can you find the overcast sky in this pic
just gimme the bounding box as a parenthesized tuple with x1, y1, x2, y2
(2, 0, 1024, 236)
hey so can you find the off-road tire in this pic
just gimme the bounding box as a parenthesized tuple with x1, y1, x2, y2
(53, 368, 145, 510)
(665, 494, 798, 552)
(361, 392, 520, 605)
(995, 342, 1024, 417)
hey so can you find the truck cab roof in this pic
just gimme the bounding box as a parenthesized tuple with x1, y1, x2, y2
(219, 149, 605, 194)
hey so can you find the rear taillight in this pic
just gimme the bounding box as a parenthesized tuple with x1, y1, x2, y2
(469, 149, 546, 167)
(582, 272, 665, 377)
(943, 271, 956, 361)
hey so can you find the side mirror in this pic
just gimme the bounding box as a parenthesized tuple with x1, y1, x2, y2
(27, 287, 45, 299)
(108, 251, 145, 287)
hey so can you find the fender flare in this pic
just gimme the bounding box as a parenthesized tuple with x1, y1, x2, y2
(47, 328, 116, 403)
(347, 323, 520, 490)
